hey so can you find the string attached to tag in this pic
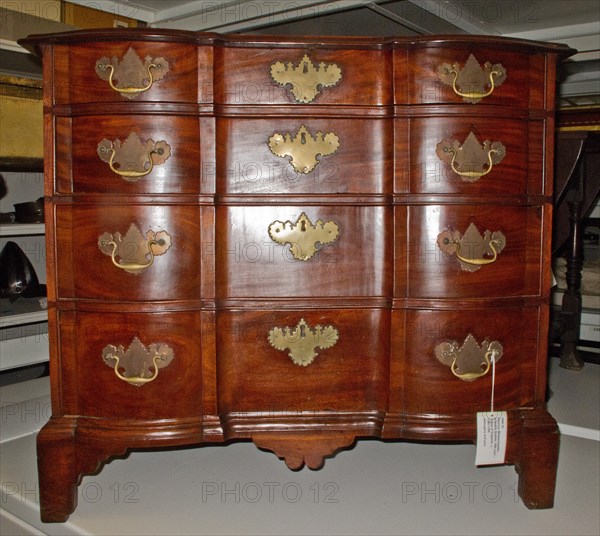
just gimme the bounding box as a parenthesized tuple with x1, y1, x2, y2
(475, 347, 507, 466)
(490, 349, 497, 413)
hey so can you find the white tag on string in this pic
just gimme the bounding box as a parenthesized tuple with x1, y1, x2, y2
(476, 351, 507, 465)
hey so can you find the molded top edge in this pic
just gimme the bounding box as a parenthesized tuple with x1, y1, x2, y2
(18, 28, 576, 58)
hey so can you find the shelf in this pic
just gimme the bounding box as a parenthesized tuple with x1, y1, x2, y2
(0, 157, 43, 171)
(0, 298, 48, 328)
(0, 223, 45, 237)
(0, 334, 48, 371)
(552, 288, 600, 309)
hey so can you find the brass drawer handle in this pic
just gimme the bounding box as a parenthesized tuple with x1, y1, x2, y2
(268, 125, 339, 174)
(436, 131, 505, 182)
(268, 319, 339, 366)
(97, 132, 171, 182)
(435, 334, 503, 382)
(95, 47, 169, 98)
(270, 54, 342, 103)
(437, 223, 506, 272)
(102, 336, 174, 387)
(98, 223, 172, 274)
(437, 54, 506, 103)
(268, 212, 340, 261)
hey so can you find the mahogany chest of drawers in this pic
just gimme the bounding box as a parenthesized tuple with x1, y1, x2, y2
(20, 29, 573, 522)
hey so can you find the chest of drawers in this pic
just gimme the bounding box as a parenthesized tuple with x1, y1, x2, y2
(20, 29, 573, 522)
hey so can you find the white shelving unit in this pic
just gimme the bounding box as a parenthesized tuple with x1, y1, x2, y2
(0, 172, 48, 374)
(0, 223, 45, 237)
(0, 8, 72, 381)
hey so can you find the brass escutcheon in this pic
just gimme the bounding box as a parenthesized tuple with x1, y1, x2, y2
(102, 336, 174, 387)
(436, 131, 506, 182)
(95, 47, 169, 98)
(437, 54, 506, 103)
(268, 212, 340, 261)
(437, 222, 506, 272)
(97, 132, 171, 182)
(98, 223, 172, 275)
(435, 334, 503, 381)
(268, 125, 339, 174)
(268, 319, 339, 366)
(270, 54, 342, 103)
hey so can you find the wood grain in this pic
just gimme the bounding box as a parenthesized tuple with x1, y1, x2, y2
(23, 30, 572, 521)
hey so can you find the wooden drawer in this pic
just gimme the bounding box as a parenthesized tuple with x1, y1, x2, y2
(396, 45, 544, 107)
(217, 118, 392, 195)
(215, 47, 392, 105)
(55, 204, 202, 301)
(399, 307, 539, 415)
(398, 117, 533, 196)
(53, 42, 209, 104)
(217, 308, 389, 413)
(216, 205, 391, 298)
(56, 115, 203, 194)
(395, 204, 542, 299)
(57, 310, 204, 419)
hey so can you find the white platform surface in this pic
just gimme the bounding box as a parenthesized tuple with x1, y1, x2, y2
(1, 359, 599, 536)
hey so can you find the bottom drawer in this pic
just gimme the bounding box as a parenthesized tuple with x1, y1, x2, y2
(217, 309, 389, 414)
(57, 310, 205, 419)
(400, 307, 540, 415)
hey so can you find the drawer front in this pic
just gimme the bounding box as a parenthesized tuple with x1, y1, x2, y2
(55, 204, 201, 301)
(400, 307, 538, 415)
(217, 118, 392, 195)
(54, 43, 209, 104)
(58, 310, 204, 419)
(217, 309, 389, 413)
(58, 115, 201, 194)
(216, 205, 391, 298)
(397, 46, 538, 107)
(402, 117, 530, 196)
(399, 205, 541, 299)
(216, 47, 392, 105)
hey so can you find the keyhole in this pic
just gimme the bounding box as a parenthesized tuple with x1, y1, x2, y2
(303, 62, 309, 74)
(301, 133, 306, 144)
(300, 220, 307, 232)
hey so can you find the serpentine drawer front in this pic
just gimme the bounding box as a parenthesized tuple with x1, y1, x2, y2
(19, 29, 574, 522)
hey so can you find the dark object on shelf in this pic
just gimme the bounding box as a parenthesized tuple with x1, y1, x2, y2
(14, 196, 44, 223)
(0, 212, 15, 223)
(0, 241, 46, 302)
(552, 130, 600, 370)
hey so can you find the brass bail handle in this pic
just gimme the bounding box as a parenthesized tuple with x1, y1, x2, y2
(105, 352, 164, 386)
(450, 349, 495, 381)
(446, 145, 503, 180)
(101, 62, 158, 96)
(454, 238, 501, 267)
(448, 66, 503, 100)
(106, 146, 156, 179)
(102, 238, 162, 271)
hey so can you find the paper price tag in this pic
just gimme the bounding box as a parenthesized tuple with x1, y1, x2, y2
(475, 411, 507, 466)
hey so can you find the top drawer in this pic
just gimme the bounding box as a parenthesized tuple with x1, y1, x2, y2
(53, 42, 211, 104)
(215, 46, 392, 106)
(396, 45, 545, 108)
